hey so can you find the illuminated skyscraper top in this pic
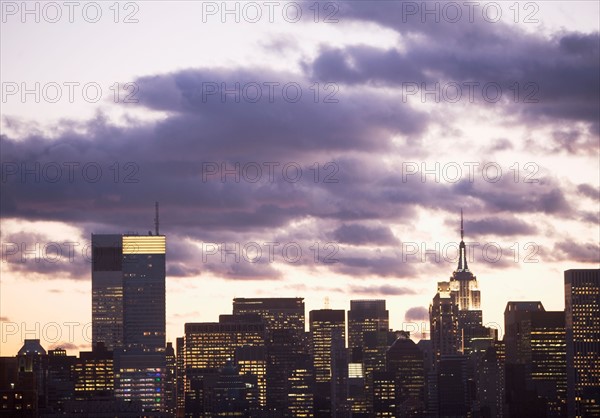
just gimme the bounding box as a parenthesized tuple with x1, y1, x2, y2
(449, 210, 481, 311)
(431, 211, 489, 360)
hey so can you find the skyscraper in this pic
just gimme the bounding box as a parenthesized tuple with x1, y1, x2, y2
(504, 301, 545, 365)
(121, 234, 167, 352)
(347, 300, 389, 412)
(184, 315, 266, 370)
(504, 301, 567, 417)
(235, 346, 267, 408)
(92, 225, 167, 413)
(386, 335, 426, 416)
(565, 269, 600, 418)
(430, 212, 491, 363)
(165, 342, 177, 416)
(448, 211, 488, 355)
(476, 346, 504, 418)
(347, 300, 389, 354)
(232, 297, 307, 415)
(437, 355, 470, 417)
(430, 281, 460, 364)
(175, 337, 185, 417)
(183, 314, 266, 416)
(309, 309, 346, 417)
(46, 348, 76, 414)
(73, 342, 114, 400)
(232, 297, 305, 341)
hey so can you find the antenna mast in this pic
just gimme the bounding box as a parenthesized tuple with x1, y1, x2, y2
(460, 208, 464, 241)
(155, 202, 160, 235)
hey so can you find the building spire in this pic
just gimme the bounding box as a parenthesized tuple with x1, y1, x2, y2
(457, 209, 468, 271)
(155, 201, 160, 235)
(461, 208, 464, 241)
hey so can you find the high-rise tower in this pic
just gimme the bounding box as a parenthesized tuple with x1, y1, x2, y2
(430, 211, 493, 364)
(309, 309, 346, 417)
(91, 206, 167, 413)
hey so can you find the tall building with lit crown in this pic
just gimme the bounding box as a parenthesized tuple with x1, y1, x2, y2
(92, 207, 168, 414)
(109, 233, 167, 413)
(430, 211, 491, 364)
(120, 233, 167, 352)
(565, 269, 600, 418)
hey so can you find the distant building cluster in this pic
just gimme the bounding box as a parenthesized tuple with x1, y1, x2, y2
(1, 223, 599, 417)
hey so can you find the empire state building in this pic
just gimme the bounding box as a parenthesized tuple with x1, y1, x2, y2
(451, 210, 481, 312)
(430, 211, 495, 364)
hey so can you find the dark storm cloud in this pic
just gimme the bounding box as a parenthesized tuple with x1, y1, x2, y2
(451, 176, 571, 215)
(134, 67, 427, 153)
(405, 306, 429, 322)
(332, 223, 399, 245)
(310, 3, 600, 135)
(2, 8, 596, 283)
(1, 64, 429, 232)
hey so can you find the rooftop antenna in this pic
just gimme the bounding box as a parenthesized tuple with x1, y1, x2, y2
(155, 201, 160, 235)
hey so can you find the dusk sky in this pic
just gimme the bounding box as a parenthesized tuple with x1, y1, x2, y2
(1, 1, 599, 356)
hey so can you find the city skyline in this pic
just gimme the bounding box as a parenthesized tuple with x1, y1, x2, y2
(1, 1, 599, 416)
(0, 208, 597, 357)
(2, 240, 597, 416)
(2, 1, 599, 360)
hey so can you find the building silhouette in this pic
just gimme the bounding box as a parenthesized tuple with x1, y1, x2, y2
(385, 335, 426, 416)
(92, 229, 167, 413)
(309, 309, 346, 417)
(232, 298, 307, 415)
(504, 301, 567, 417)
(347, 299, 389, 412)
(72, 342, 114, 400)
